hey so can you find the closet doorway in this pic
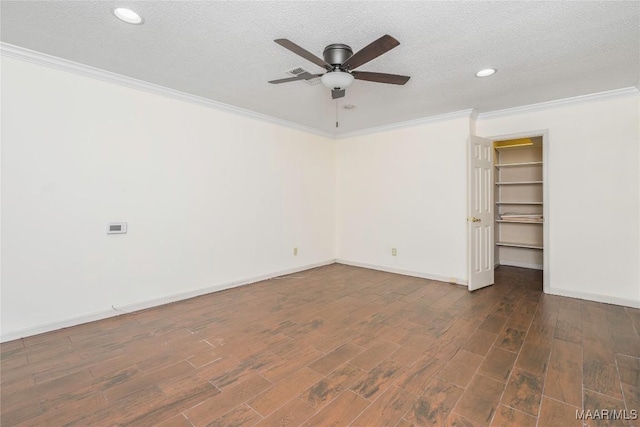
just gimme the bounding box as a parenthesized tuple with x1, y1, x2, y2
(468, 131, 549, 292)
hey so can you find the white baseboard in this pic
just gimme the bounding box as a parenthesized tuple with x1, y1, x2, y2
(0, 259, 336, 343)
(547, 286, 640, 309)
(336, 258, 467, 286)
(497, 261, 543, 270)
(6, 259, 635, 341)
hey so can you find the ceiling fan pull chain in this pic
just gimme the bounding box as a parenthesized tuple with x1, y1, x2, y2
(336, 100, 339, 128)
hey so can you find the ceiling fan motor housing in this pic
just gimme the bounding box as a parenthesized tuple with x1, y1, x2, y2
(323, 43, 353, 67)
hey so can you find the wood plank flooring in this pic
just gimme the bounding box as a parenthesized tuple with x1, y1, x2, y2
(1, 265, 639, 426)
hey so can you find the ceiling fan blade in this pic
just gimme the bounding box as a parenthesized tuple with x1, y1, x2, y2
(332, 89, 345, 99)
(342, 35, 400, 70)
(268, 72, 323, 84)
(352, 71, 410, 85)
(274, 39, 332, 70)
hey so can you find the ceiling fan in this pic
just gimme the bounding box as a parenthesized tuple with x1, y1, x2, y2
(268, 35, 410, 99)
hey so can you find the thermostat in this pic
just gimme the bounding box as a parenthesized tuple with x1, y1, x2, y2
(107, 222, 127, 234)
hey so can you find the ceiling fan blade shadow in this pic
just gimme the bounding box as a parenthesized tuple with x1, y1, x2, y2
(268, 72, 323, 84)
(352, 71, 410, 85)
(332, 89, 346, 99)
(342, 35, 400, 70)
(274, 39, 332, 70)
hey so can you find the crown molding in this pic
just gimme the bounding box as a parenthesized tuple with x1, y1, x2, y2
(478, 87, 639, 120)
(4, 43, 637, 139)
(0, 43, 335, 139)
(336, 109, 474, 140)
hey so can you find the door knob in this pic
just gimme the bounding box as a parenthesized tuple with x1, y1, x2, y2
(468, 217, 481, 223)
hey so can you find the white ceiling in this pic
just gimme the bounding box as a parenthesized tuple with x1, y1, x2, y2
(2, 1, 638, 136)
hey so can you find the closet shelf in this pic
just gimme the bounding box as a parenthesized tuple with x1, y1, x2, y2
(496, 241, 543, 250)
(495, 145, 537, 151)
(496, 220, 543, 224)
(494, 141, 544, 260)
(496, 181, 543, 185)
(495, 161, 543, 168)
(496, 202, 543, 205)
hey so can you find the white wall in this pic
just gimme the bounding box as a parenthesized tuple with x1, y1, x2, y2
(335, 116, 471, 284)
(477, 92, 640, 307)
(2, 56, 638, 343)
(335, 92, 640, 307)
(1, 57, 336, 340)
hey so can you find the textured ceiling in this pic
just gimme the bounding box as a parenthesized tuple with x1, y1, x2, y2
(2, 1, 639, 135)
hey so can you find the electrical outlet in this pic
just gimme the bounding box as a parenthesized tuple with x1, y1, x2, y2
(391, 248, 397, 256)
(293, 247, 298, 256)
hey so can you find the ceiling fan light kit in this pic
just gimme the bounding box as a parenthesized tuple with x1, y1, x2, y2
(321, 71, 354, 90)
(269, 35, 410, 100)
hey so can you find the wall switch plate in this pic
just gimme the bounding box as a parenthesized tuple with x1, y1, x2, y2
(391, 248, 397, 256)
(293, 247, 298, 256)
(107, 222, 127, 234)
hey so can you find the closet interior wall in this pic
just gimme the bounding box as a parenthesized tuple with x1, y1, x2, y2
(494, 138, 544, 270)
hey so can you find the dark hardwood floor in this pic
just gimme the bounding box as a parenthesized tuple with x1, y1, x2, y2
(1, 264, 639, 426)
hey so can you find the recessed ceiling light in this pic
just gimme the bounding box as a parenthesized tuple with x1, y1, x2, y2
(343, 104, 357, 110)
(475, 68, 496, 78)
(113, 8, 143, 24)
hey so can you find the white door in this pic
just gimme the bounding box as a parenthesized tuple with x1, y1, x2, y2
(467, 135, 494, 291)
